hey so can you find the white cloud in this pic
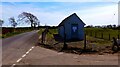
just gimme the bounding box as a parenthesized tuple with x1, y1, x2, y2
(31, 11, 67, 26)
(1, 4, 67, 26)
(76, 4, 118, 26)
(1, 2, 118, 27)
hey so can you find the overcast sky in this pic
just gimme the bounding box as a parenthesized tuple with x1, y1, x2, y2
(1, 0, 119, 27)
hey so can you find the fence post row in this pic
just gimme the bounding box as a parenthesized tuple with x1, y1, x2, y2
(41, 28, 49, 44)
(86, 31, 119, 40)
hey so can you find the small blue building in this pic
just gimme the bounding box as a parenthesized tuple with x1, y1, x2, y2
(58, 13, 85, 40)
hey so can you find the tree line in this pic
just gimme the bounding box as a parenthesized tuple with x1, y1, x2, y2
(0, 12, 40, 28)
(85, 25, 120, 30)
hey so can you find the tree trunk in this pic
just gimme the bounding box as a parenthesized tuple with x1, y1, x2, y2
(31, 23, 33, 27)
(34, 23, 36, 28)
(30, 20, 34, 28)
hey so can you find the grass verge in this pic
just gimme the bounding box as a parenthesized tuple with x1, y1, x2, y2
(37, 28, 118, 55)
(2, 30, 32, 38)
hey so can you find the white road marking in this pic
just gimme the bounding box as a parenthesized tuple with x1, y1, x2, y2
(16, 58, 22, 63)
(28, 48, 32, 52)
(11, 46, 35, 67)
(11, 64, 16, 67)
(22, 54, 26, 58)
(26, 51, 29, 54)
(32, 46, 35, 49)
(26, 46, 34, 54)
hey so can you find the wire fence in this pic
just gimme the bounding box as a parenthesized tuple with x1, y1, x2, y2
(85, 31, 120, 41)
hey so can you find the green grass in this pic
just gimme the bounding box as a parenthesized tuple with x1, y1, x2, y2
(2, 32, 22, 38)
(38, 28, 115, 54)
(49, 29, 58, 34)
(46, 29, 58, 44)
(38, 28, 116, 45)
(39, 28, 114, 45)
(86, 36, 111, 45)
(38, 28, 44, 35)
(85, 28, 120, 40)
(2, 29, 32, 38)
(38, 28, 58, 44)
(47, 29, 58, 39)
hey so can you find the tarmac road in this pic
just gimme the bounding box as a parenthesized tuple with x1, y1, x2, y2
(2, 30, 39, 66)
(17, 46, 118, 66)
(1, 30, 119, 67)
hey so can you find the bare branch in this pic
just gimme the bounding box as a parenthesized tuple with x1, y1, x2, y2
(18, 12, 40, 27)
(9, 17, 17, 28)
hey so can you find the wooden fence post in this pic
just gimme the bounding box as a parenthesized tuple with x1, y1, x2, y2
(101, 33, 103, 39)
(109, 33, 110, 40)
(41, 32, 44, 44)
(41, 28, 48, 44)
(84, 34, 87, 50)
(62, 26, 67, 50)
(112, 37, 119, 52)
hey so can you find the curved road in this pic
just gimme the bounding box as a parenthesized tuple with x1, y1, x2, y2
(2, 30, 39, 65)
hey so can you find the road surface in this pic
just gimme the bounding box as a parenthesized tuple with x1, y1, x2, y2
(17, 46, 118, 66)
(2, 30, 39, 66)
(1, 30, 119, 67)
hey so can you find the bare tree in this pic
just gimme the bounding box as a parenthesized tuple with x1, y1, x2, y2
(0, 19, 4, 27)
(18, 12, 39, 27)
(9, 17, 17, 28)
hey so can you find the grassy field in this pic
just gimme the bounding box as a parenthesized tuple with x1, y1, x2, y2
(38, 27, 118, 54)
(1, 27, 35, 38)
(85, 28, 120, 40)
(40, 27, 119, 41)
